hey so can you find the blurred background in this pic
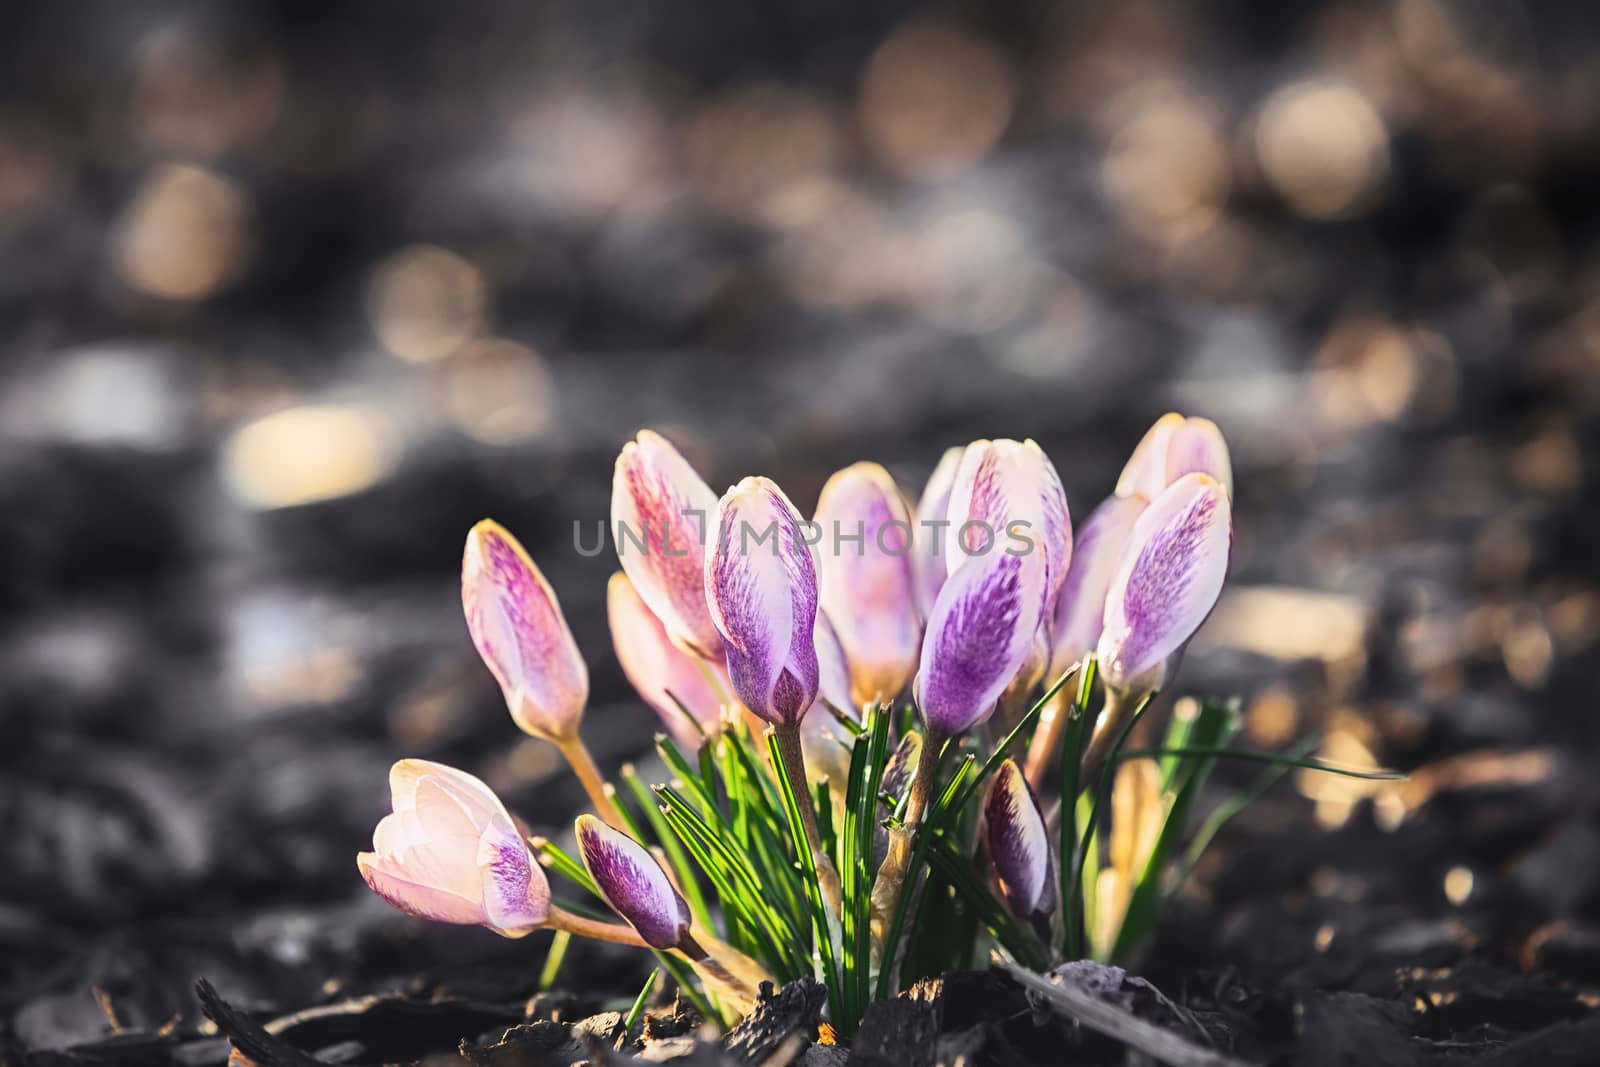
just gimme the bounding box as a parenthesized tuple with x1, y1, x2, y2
(5, 0, 1600, 1055)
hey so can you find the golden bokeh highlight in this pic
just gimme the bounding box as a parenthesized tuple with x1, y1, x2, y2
(222, 404, 397, 509)
(1255, 82, 1389, 219)
(859, 23, 1015, 178)
(1101, 87, 1230, 244)
(1311, 316, 1420, 429)
(368, 245, 488, 364)
(444, 338, 555, 445)
(1443, 866, 1474, 906)
(114, 163, 252, 301)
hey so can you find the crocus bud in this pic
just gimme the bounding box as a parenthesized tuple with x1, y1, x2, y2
(945, 439, 1072, 613)
(1045, 494, 1148, 683)
(1097, 473, 1232, 697)
(576, 814, 692, 951)
(1115, 414, 1233, 503)
(463, 520, 588, 741)
(914, 544, 1046, 738)
(984, 759, 1055, 927)
(814, 463, 920, 707)
(913, 446, 964, 618)
(705, 477, 820, 727)
(358, 759, 550, 937)
(612, 430, 723, 658)
(607, 571, 726, 749)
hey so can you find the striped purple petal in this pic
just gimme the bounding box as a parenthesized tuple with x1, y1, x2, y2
(945, 439, 1071, 614)
(985, 759, 1055, 921)
(814, 462, 920, 707)
(612, 430, 724, 658)
(462, 521, 588, 741)
(914, 545, 1046, 737)
(1097, 474, 1232, 695)
(704, 477, 819, 727)
(576, 814, 691, 950)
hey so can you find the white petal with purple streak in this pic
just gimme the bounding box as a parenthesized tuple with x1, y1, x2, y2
(358, 759, 549, 936)
(985, 759, 1055, 920)
(576, 814, 691, 950)
(462, 520, 588, 741)
(612, 430, 724, 658)
(705, 477, 820, 726)
(1097, 473, 1232, 695)
(914, 545, 1046, 737)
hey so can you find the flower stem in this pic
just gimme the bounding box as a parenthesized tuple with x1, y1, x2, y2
(555, 734, 629, 831)
(772, 722, 844, 915)
(686, 925, 773, 995)
(868, 728, 941, 960)
(1078, 687, 1138, 788)
(546, 904, 651, 947)
(1022, 687, 1072, 788)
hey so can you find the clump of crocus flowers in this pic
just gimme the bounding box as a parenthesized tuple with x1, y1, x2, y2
(358, 416, 1390, 1033)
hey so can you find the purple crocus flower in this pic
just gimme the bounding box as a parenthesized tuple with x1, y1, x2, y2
(612, 429, 724, 658)
(704, 476, 820, 727)
(462, 519, 588, 741)
(576, 814, 692, 951)
(1097, 473, 1232, 697)
(984, 759, 1055, 926)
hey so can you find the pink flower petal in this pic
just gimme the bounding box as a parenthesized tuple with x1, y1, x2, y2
(1046, 494, 1147, 682)
(1167, 417, 1232, 498)
(462, 520, 588, 740)
(814, 462, 920, 707)
(612, 430, 723, 658)
(360, 760, 549, 936)
(913, 446, 964, 618)
(608, 571, 726, 749)
(359, 854, 486, 925)
(1115, 413, 1233, 501)
(1114, 413, 1184, 502)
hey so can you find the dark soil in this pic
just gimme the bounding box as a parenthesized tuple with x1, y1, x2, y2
(5, 1, 1600, 1064)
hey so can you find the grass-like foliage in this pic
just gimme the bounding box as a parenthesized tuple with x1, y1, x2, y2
(533, 663, 1394, 1034)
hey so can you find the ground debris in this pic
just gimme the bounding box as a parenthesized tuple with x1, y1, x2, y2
(723, 981, 825, 1066)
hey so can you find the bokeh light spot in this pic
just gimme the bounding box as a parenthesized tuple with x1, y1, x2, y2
(222, 404, 397, 509)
